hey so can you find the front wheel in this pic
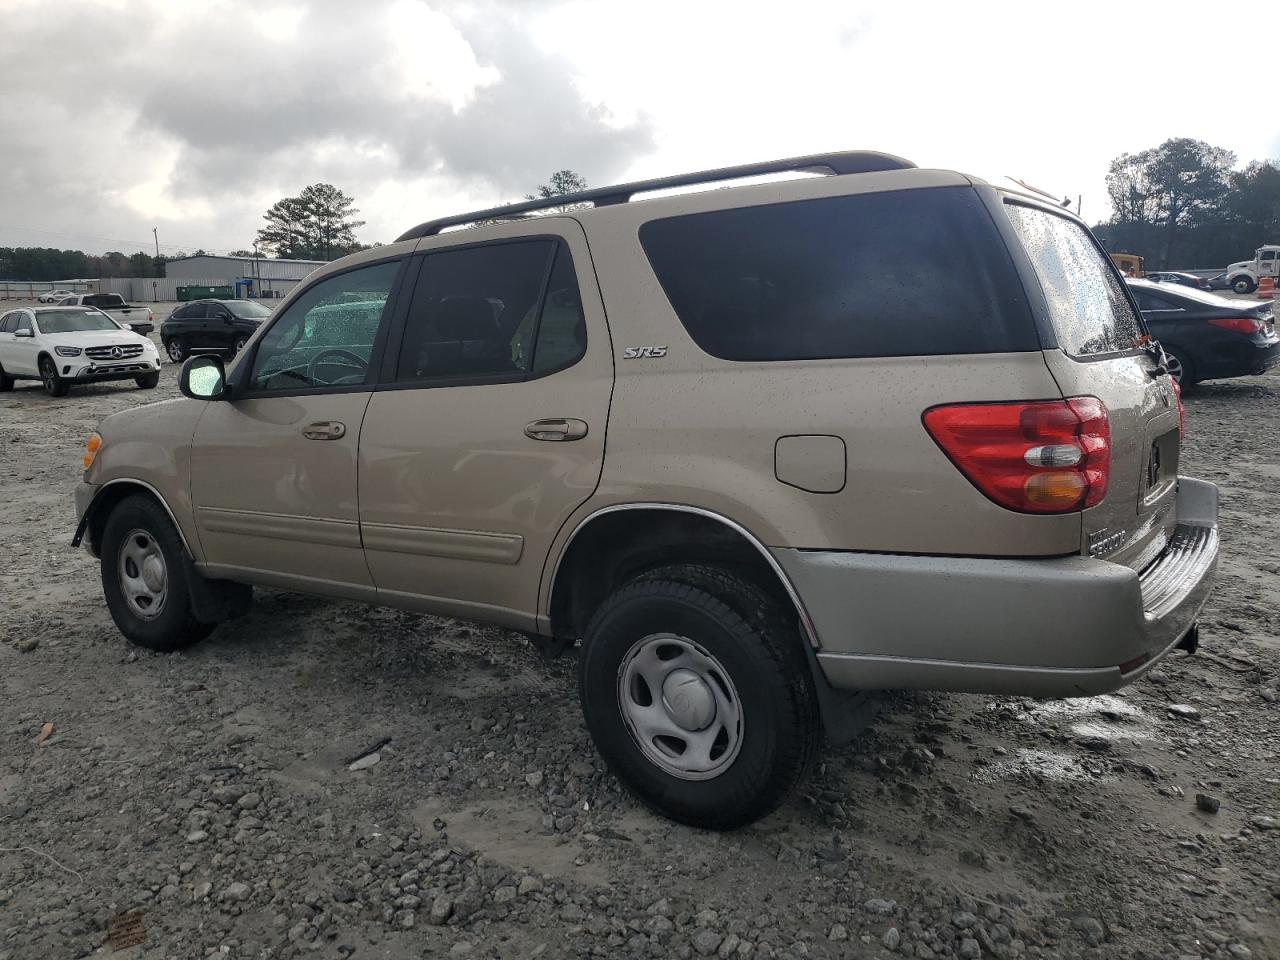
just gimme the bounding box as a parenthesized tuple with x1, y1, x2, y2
(1232, 277, 1256, 295)
(233, 336, 249, 355)
(579, 570, 819, 829)
(0, 365, 13, 392)
(165, 338, 187, 363)
(101, 494, 215, 651)
(135, 372, 160, 390)
(39, 356, 68, 397)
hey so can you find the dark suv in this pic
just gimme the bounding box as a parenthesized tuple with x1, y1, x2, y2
(161, 299, 273, 363)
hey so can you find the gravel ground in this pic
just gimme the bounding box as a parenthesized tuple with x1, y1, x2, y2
(1, 315, 1278, 960)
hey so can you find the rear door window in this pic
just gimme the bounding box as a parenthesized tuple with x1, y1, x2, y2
(638, 187, 1038, 361)
(1004, 202, 1143, 357)
(394, 239, 559, 383)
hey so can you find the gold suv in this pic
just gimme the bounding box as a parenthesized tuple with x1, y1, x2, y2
(73, 152, 1219, 828)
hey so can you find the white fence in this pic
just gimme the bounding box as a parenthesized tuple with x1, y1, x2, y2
(0, 276, 300, 302)
(0, 280, 98, 300)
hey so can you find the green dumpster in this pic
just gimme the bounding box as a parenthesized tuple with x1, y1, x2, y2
(176, 285, 234, 301)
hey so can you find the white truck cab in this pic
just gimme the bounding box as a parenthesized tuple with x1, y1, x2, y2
(1226, 245, 1280, 294)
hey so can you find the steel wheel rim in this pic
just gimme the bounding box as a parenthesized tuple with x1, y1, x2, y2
(167, 341, 183, 361)
(1165, 353, 1183, 383)
(118, 528, 168, 621)
(617, 633, 744, 781)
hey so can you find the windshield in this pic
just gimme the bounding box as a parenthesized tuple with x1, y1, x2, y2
(82, 294, 126, 308)
(35, 310, 122, 334)
(226, 300, 272, 320)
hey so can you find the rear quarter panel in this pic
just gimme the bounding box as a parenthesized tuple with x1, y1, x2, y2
(564, 172, 1080, 558)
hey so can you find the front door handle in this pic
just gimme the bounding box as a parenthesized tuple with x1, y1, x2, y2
(524, 418, 588, 441)
(302, 421, 346, 441)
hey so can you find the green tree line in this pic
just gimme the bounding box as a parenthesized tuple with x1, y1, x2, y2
(3, 171, 588, 281)
(0, 248, 164, 282)
(1094, 138, 1280, 269)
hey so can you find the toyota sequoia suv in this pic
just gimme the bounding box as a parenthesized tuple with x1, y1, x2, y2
(72, 152, 1219, 828)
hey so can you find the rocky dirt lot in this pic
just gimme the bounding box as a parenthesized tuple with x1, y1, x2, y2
(1, 330, 1277, 960)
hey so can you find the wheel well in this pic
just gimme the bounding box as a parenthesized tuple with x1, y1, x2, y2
(83, 482, 169, 558)
(548, 508, 802, 643)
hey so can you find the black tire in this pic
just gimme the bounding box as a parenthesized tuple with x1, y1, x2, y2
(38, 355, 68, 397)
(165, 338, 186, 363)
(101, 494, 216, 651)
(1165, 346, 1196, 388)
(135, 372, 160, 389)
(233, 336, 248, 355)
(1232, 276, 1255, 295)
(579, 567, 820, 829)
(0, 364, 13, 392)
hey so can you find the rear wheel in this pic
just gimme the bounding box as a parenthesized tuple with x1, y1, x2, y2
(579, 566, 819, 829)
(39, 356, 68, 397)
(165, 338, 187, 363)
(1232, 276, 1256, 295)
(101, 494, 215, 651)
(1164, 346, 1195, 388)
(0, 364, 13, 392)
(135, 372, 160, 389)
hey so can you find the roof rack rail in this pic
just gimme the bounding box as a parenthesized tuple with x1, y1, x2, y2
(396, 150, 915, 241)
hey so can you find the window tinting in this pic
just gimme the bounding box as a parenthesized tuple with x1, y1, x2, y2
(1132, 290, 1180, 312)
(0, 313, 14, 333)
(508, 245, 587, 375)
(395, 239, 556, 382)
(639, 187, 1037, 362)
(15, 314, 32, 333)
(249, 260, 399, 392)
(1005, 202, 1143, 357)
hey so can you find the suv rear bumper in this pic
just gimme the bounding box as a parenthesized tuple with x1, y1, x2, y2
(773, 477, 1218, 698)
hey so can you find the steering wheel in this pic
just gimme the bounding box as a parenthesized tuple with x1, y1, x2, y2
(307, 348, 368, 385)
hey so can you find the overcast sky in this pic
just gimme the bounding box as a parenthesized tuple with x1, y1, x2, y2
(2, 0, 1277, 257)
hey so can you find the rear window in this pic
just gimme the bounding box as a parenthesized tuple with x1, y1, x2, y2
(1004, 202, 1143, 357)
(638, 187, 1038, 361)
(83, 294, 126, 308)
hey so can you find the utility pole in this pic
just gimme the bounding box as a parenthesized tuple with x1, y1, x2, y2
(153, 227, 159, 259)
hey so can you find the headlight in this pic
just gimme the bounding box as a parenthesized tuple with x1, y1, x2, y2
(141, 340, 158, 353)
(55, 346, 83, 357)
(83, 432, 103, 470)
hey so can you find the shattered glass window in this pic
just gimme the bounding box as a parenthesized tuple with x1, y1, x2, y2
(1005, 203, 1142, 357)
(249, 259, 400, 391)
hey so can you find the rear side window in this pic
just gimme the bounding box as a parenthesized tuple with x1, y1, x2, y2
(1004, 203, 1143, 357)
(394, 239, 585, 384)
(639, 187, 1037, 361)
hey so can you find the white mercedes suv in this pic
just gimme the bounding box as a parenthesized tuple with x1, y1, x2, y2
(0, 306, 162, 396)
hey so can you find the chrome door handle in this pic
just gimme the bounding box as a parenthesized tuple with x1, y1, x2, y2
(524, 418, 588, 441)
(302, 421, 346, 440)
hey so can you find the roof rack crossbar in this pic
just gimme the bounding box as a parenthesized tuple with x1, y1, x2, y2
(395, 150, 915, 241)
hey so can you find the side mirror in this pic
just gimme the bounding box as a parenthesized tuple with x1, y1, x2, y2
(14, 328, 33, 338)
(180, 355, 227, 401)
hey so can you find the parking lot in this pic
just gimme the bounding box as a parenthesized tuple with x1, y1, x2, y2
(1, 304, 1278, 960)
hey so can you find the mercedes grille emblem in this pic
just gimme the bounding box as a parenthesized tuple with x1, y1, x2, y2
(110, 346, 124, 359)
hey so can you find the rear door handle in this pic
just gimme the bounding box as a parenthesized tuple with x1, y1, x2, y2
(302, 421, 346, 440)
(524, 418, 588, 441)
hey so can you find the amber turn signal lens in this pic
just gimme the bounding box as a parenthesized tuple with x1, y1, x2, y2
(83, 432, 102, 470)
(1023, 471, 1086, 508)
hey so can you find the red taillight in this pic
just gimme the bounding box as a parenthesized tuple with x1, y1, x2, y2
(923, 397, 1111, 514)
(1207, 317, 1262, 334)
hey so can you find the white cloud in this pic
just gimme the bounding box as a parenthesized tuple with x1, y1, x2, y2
(0, 0, 1273, 256)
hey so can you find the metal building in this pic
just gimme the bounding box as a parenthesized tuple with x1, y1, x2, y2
(163, 255, 324, 299)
